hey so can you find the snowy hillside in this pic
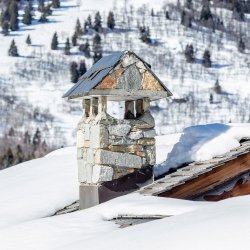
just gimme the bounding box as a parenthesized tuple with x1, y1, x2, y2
(0, 0, 250, 168)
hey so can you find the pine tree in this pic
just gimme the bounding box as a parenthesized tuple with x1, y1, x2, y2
(22, 6, 32, 25)
(6, 148, 14, 167)
(93, 51, 102, 64)
(107, 11, 115, 29)
(200, 2, 213, 21)
(9, 0, 19, 31)
(23, 130, 31, 144)
(184, 44, 194, 62)
(87, 15, 92, 28)
(165, 11, 170, 20)
(139, 26, 151, 44)
(70, 61, 79, 83)
(233, 0, 244, 21)
(33, 128, 41, 147)
(39, 11, 48, 22)
(94, 11, 102, 32)
(209, 93, 213, 104)
(2, 21, 9, 36)
(75, 18, 82, 36)
(214, 79, 222, 94)
(8, 39, 19, 57)
(38, 0, 45, 12)
(202, 49, 211, 68)
(79, 40, 91, 57)
(185, 0, 193, 9)
(79, 60, 87, 76)
(71, 32, 77, 46)
(238, 37, 245, 53)
(52, 0, 60, 8)
(15, 144, 24, 164)
(64, 38, 70, 55)
(26, 34, 31, 45)
(8, 127, 15, 136)
(51, 32, 58, 50)
(151, 8, 155, 16)
(181, 10, 192, 28)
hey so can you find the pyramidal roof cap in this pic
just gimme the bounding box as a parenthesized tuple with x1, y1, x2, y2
(63, 50, 172, 99)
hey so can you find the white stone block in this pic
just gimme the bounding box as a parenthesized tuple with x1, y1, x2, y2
(90, 125, 109, 148)
(78, 159, 87, 183)
(77, 130, 85, 148)
(143, 129, 156, 138)
(95, 149, 142, 169)
(84, 124, 90, 140)
(128, 131, 143, 140)
(92, 165, 113, 183)
(108, 124, 131, 137)
(86, 163, 93, 183)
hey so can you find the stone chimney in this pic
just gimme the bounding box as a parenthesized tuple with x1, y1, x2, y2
(63, 51, 172, 209)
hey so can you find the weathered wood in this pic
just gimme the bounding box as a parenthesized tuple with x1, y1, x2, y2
(158, 151, 250, 199)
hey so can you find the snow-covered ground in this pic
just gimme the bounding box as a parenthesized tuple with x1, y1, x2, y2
(1, 123, 250, 249)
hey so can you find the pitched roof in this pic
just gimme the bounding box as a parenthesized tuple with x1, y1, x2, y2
(63, 50, 172, 100)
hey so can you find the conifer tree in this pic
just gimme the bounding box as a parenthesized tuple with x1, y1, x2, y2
(79, 60, 87, 76)
(184, 44, 194, 62)
(8, 39, 19, 57)
(15, 144, 24, 164)
(139, 26, 151, 44)
(86, 15, 92, 29)
(9, 0, 19, 31)
(185, 0, 193, 9)
(69, 61, 79, 83)
(75, 18, 82, 36)
(238, 37, 245, 53)
(79, 40, 90, 57)
(93, 51, 102, 64)
(51, 32, 58, 50)
(39, 13, 47, 22)
(26, 34, 31, 45)
(107, 11, 115, 29)
(52, 0, 60, 8)
(165, 11, 170, 20)
(202, 49, 211, 68)
(6, 148, 14, 167)
(214, 79, 222, 94)
(38, 0, 45, 12)
(23, 130, 31, 144)
(71, 32, 77, 46)
(94, 11, 102, 32)
(2, 21, 9, 35)
(22, 6, 32, 25)
(64, 38, 70, 55)
(32, 128, 41, 147)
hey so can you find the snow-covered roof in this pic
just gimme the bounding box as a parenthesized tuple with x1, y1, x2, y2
(63, 50, 172, 100)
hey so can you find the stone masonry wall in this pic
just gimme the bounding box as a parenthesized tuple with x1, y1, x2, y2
(77, 97, 156, 185)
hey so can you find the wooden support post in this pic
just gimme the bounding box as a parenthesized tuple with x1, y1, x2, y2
(124, 100, 135, 119)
